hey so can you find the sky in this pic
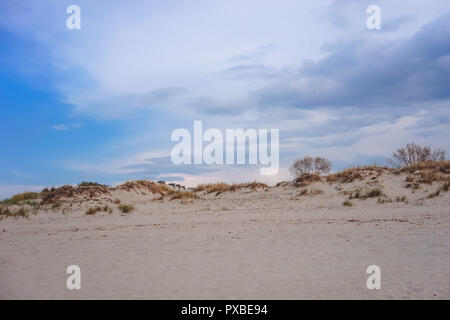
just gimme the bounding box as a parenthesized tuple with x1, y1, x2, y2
(1, 0, 450, 199)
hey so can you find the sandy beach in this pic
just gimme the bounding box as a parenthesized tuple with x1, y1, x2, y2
(1, 168, 449, 299)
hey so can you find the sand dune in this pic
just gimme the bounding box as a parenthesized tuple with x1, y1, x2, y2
(1, 167, 449, 299)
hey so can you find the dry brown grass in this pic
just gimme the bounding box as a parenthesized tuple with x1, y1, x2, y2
(326, 166, 389, 184)
(293, 173, 322, 187)
(118, 204, 134, 213)
(117, 180, 173, 195)
(402, 163, 450, 185)
(15, 207, 29, 218)
(169, 190, 200, 201)
(349, 188, 383, 199)
(194, 182, 231, 194)
(0, 205, 12, 217)
(400, 160, 450, 174)
(86, 206, 102, 215)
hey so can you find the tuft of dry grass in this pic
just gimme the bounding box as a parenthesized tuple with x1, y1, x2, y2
(349, 188, 383, 199)
(15, 207, 29, 218)
(0, 205, 12, 217)
(297, 188, 324, 197)
(299, 189, 308, 196)
(169, 190, 199, 201)
(118, 204, 134, 213)
(86, 206, 102, 215)
(0, 206, 29, 219)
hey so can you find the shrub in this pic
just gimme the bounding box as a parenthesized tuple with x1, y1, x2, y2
(290, 156, 332, 177)
(389, 143, 446, 168)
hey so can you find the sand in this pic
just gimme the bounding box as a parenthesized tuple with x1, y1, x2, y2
(1, 169, 449, 299)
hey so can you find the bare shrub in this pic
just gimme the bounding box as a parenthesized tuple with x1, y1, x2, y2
(389, 143, 446, 168)
(313, 157, 332, 175)
(290, 156, 332, 178)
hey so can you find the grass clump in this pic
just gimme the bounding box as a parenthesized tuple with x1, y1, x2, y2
(0, 206, 12, 217)
(366, 188, 383, 198)
(118, 204, 134, 213)
(15, 207, 29, 218)
(297, 188, 324, 197)
(396, 196, 407, 202)
(343, 200, 353, 207)
(86, 206, 102, 215)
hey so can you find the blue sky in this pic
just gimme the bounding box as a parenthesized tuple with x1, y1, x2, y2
(1, 0, 450, 198)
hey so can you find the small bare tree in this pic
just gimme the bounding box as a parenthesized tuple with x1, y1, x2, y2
(290, 156, 332, 178)
(313, 157, 332, 175)
(389, 143, 446, 167)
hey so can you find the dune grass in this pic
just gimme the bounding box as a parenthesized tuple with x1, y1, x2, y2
(0, 192, 40, 205)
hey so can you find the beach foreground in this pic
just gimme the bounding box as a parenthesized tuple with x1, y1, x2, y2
(1, 168, 449, 299)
